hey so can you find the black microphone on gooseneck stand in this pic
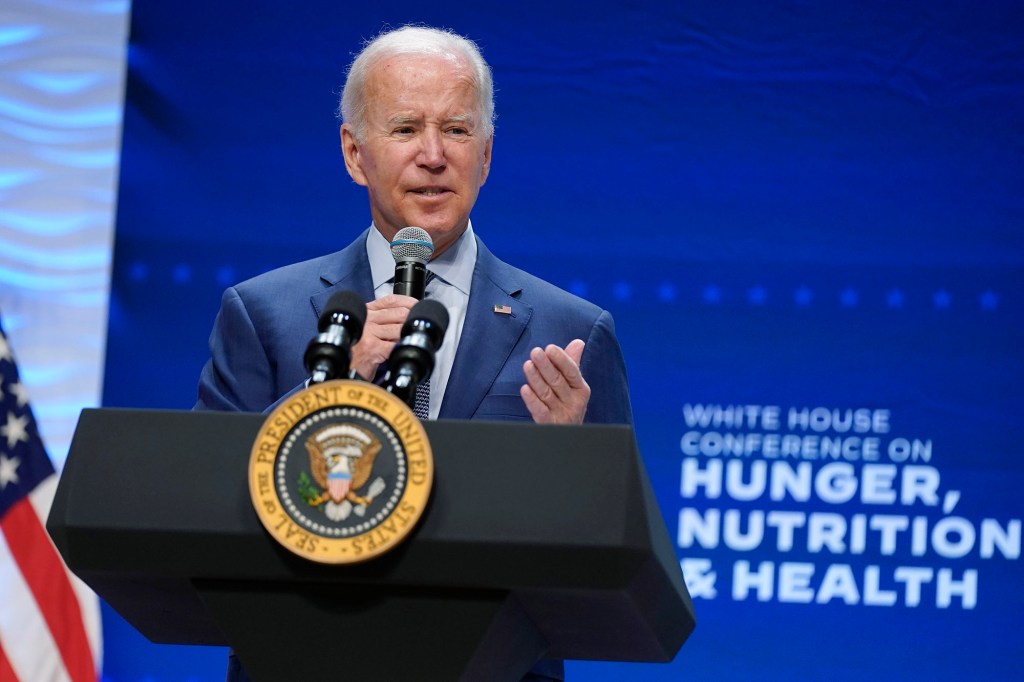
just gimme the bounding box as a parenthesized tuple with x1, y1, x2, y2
(385, 298, 449, 406)
(304, 290, 367, 384)
(390, 226, 434, 299)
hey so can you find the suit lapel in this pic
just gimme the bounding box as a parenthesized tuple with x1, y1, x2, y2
(309, 231, 530, 419)
(440, 240, 531, 419)
(310, 230, 375, 320)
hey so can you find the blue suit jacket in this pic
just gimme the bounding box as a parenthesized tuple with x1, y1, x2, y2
(196, 232, 633, 426)
(198, 232, 632, 681)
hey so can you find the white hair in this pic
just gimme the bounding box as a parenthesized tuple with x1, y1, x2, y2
(339, 25, 495, 142)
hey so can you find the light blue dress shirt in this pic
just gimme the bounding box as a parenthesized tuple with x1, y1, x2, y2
(366, 223, 477, 419)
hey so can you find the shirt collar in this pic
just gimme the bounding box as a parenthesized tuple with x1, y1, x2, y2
(367, 222, 477, 296)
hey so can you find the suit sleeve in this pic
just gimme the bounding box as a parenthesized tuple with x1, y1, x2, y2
(195, 286, 277, 412)
(579, 310, 634, 426)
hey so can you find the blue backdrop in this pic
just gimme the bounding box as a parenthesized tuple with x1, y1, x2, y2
(103, 1, 1023, 679)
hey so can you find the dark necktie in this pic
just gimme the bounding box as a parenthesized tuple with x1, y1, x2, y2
(413, 381, 430, 419)
(412, 270, 437, 419)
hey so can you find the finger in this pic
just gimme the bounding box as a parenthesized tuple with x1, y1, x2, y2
(365, 307, 411, 329)
(521, 355, 551, 404)
(367, 294, 418, 310)
(564, 338, 585, 365)
(366, 322, 404, 343)
(543, 342, 587, 389)
(519, 382, 552, 423)
(525, 347, 566, 403)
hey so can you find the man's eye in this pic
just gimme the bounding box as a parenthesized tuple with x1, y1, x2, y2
(447, 127, 468, 136)
(394, 126, 415, 135)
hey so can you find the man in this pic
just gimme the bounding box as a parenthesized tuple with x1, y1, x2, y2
(196, 25, 633, 680)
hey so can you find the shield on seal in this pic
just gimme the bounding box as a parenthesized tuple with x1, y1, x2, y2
(328, 470, 352, 502)
(306, 423, 383, 507)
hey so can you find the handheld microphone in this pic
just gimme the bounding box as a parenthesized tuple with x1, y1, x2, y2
(304, 290, 367, 384)
(385, 298, 449, 406)
(390, 227, 434, 299)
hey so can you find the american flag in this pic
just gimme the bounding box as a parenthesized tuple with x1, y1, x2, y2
(0, 321, 101, 681)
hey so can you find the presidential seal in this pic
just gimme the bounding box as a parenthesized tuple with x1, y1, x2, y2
(249, 380, 433, 564)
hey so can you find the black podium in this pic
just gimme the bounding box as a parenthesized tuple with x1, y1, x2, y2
(48, 409, 695, 681)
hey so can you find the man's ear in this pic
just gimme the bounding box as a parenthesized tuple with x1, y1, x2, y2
(341, 124, 368, 186)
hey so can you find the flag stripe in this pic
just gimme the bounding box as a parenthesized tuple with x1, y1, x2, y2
(0, 638, 20, 681)
(1, 496, 95, 682)
(30, 476, 103, 668)
(0, 528, 70, 682)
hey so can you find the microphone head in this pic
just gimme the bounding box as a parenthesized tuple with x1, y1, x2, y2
(402, 298, 449, 348)
(318, 290, 367, 336)
(391, 227, 434, 264)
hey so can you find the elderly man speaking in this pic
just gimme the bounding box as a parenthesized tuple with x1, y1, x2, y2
(196, 24, 633, 681)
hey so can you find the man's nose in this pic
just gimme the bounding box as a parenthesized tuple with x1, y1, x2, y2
(416, 129, 446, 169)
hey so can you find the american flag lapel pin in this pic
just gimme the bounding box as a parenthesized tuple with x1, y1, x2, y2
(493, 304, 512, 315)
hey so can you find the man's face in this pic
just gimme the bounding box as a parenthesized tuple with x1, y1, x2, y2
(341, 54, 493, 257)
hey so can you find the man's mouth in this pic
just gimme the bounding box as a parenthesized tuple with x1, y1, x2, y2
(411, 188, 448, 196)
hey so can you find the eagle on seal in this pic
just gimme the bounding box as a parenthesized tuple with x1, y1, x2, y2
(304, 423, 385, 521)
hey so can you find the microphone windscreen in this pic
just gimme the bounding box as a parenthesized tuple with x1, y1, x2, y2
(390, 227, 434, 264)
(319, 290, 367, 333)
(403, 298, 449, 338)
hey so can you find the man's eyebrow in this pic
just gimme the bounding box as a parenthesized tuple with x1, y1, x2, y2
(386, 115, 421, 126)
(384, 113, 478, 127)
(446, 113, 478, 126)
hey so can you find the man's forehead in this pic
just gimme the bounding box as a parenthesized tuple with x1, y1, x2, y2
(365, 56, 481, 122)
(376, 50, 469, 72)
(369, 52, 473, 87)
